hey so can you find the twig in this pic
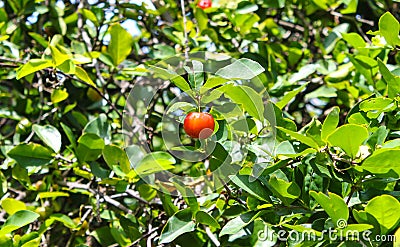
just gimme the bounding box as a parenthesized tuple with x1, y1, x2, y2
(204, 226, 220, 246)
(180, 0, 189, 61)
(126, 189, 152, 205)
(128, 227, 160, 247)
(59, 72, 123, 120)
(57, 181, 133, 214)
(329, 11, 374, 26)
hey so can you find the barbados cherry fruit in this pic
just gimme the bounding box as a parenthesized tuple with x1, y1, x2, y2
(198, 0, 212, 9)
(183, 112, 215, 139)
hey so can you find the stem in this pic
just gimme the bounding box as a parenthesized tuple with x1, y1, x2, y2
(180, 0, 189, 61)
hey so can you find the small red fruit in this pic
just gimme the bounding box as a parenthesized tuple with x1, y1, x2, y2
(198, 0, 212, 9)
(183, 112, 215, 139)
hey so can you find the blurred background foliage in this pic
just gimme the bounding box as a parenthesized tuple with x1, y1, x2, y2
(1, 0, 400, 246)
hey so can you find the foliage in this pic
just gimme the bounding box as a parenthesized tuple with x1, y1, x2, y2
(0, 0, 400, 246)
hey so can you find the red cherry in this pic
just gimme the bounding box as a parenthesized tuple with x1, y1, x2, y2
(183, 112, 215, 139)
(198, 0, 212, 9)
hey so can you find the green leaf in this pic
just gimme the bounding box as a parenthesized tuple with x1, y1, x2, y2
(359, 148, 400, 175)
(33, 124, 62, 153)
(268, 176, 300, 206)
(195, 211, 220, 229)
(50, 45, 71, 66)
(76, 133, 105, 162)
(359, 97, 394, 112)
(310, 191, 349, 226)
(394, 227, 400, 247)
(81, 9, 99, 26)
(16, 59, 53, 79)
(0, 210, 39, 235)
(220, 85, 264, 120)
(327, 124, 369, 158)
(60, 122, 76, 149)
(7, 143, 53, 167)
(229, 174, 270, 202)
(288, 64, 318, 83)
(51, 88, 69, 104)
(341, 0, 358, 14)
(28, 32, 48, 47)
(219, 211, 260, 236)
(200, 76, 230, 94)
(75, 66, 96, 87)
(377, 59, 400, 99)
(149, 65, 191, 92)
(365, 194, 400, 234)
(38, 192, 69, 199)
(171, 178, 199, 214)
(276, 126, 320, 149)
(103, 145, 131, 174)
(379, 12, 400, 47)
(108, 23, 133, 66)
(159, 208, 196, 244)
(215, 58, 265, 80)
(276, 83, 308, 109)
(83, 113, 111, 144)
(186, 60, 204, 90)
(1, 198, 26, 215)
(49, 213, 78, 229)
(321, 106, 340, 141)
(135, 151, 175, 176)
(342, 33, 366, 48)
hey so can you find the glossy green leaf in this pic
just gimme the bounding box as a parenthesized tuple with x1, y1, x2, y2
(76, 133, 105, 162)
(229, 174, 270, 202)
(310, 191, 349, 227)
(83, 113, 111, 144)
(321, 106, 340, 141)
(359, 97, 394, 112)
(365, 194, 400, 234)
(150, 65, 191, 92)
(38, 192, 69, 199)
(81, 9, 99, 26)
(220, 84, 264, 120)
(215, 58, 265, 80)
(171, 178, 199, 214)
(377, 59, 400, 99)
(219, 211, 260, 236)
(51, 88, 69, 104)
(1, 198, 26, 215)
(276, 83, 308, 109)
(289, 64, 318, 83)
(49, 213, 78, 229)
(103, 145, 131, 174)
(0, 210, 39, 235)
(359, 148, 400, 175)
(108, 23, 133, 66)
(195, 211, 220, 229)
(75, 66, 96, 87)
(134, 151, 175, 176)
(268, 176, 300, 206)
(159, 208, 196, 244)
(379, 12, 400, 47)
(50, 45, 71, 66)
(276, 126, 320, 149)
(33, 124, 62, 153)
(16, 59, 53, 79)
(200, 77, 230, 94)
(327, 124, 369, 158)
(342, 33, 366, 48)
(7, 143, 53, 167)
